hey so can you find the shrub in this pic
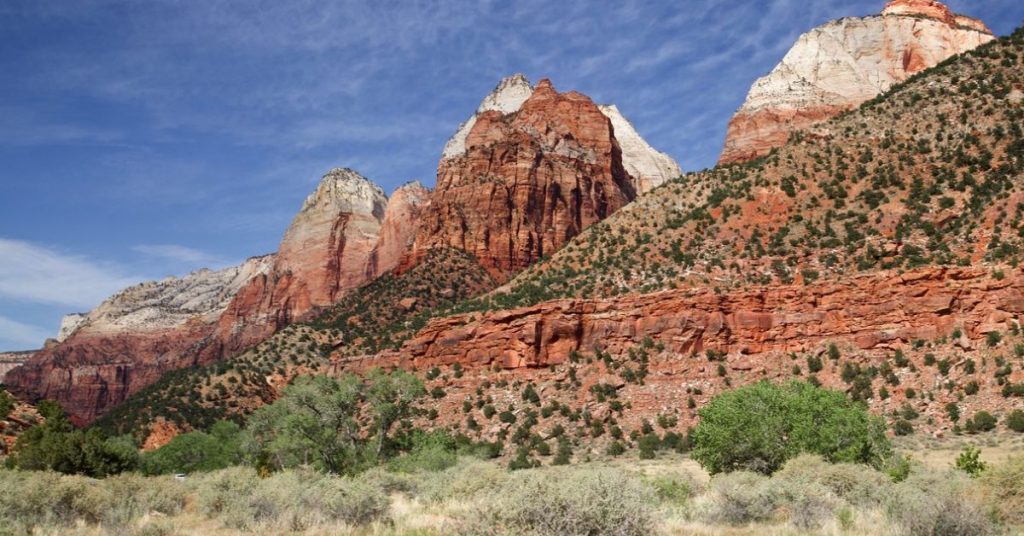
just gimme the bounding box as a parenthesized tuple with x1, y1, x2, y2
(386, 430, 457, 473)
(702, 471, 777, 525)
(980, 456, 1024, 525)
(774, 454, 891, 507)
(1006, 409, 1024, 432)
(192, 467, 389, 531)
(893, 419, 914, 436)
(420, 459, 510, 503)
(964, 411, 997, 433)
(647, 471, 699, 507)
(0, 470, 187, 532)
(638, 433, 660, 459)
(141, 420, 243, 475)
(954, 446, 987, 478)
(464, 466, 656, 536)
(885, 470, 996, 536)
(0, 388, 13, 420)
(691, 381, 891, 475)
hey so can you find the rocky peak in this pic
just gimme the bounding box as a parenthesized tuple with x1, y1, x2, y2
(882, 0, 992, 33)
(477, 73, 534, 114)
(441, 74, 534, 160)
(441, 74, 680, 193)
(416, 77, 637, 280)
(367, 180, 431, 279)
(718, 1, 993, 165)
(57, 313, 87, 342)
(297, 167, 386, 219)
(599, 104, 682, 194)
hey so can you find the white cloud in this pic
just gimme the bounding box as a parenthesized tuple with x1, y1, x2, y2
(0, 314, 55, 350)
(0, 238, 143, 309)
(132, 244, 233, 268)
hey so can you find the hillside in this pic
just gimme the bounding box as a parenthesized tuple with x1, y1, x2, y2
(92, 28, 1024, 453)
(93, 247, 495, 441)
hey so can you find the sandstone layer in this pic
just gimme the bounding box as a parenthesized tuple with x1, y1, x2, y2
(443, 74, 680, 194)
(365, 181, 430, 279)
(415, 79, 637, 280)
(367, 267, 1021, 371)
(214, 168, 388, 354)
(0, 351, 32, 385)
(718, 0, 993, 164)
(6, 168, 419, 424)
(4, 256, 273, 423)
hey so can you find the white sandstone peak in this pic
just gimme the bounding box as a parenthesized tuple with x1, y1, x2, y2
(57, 313, 87, 342)
(720, 5, 993, 164)
(66, 255, 275, 335)
(441, 75, 681, 193)
(599, 104, 682, 193)
(300, 168, 387, 218)
(441, 74, 536, 160)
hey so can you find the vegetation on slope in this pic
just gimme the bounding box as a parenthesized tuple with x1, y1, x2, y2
(474, 26, 1024, 309)
(93, 247, 494, 439)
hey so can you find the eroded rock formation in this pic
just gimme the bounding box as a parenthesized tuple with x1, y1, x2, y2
(4, 256, 273, 424)
(718, 0, 993, 164)
(5, 168, 418, 423)
(367, 267, 1022, 371)
(215, 168, 388, 353)
(415, 79, 637, 280)
(442, 74, 680, 194)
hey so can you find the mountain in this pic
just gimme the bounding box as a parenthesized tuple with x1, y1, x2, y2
(4, 169, 407, 424)
(212, 169, 389, 355)
(8, 75, 674, 424)
(442, 74, 681, 195)
(414, 78, 637, 280)
(4, 256, 274, 424)
(718, 0, 993, 165)
(96, 24, 1024, 447)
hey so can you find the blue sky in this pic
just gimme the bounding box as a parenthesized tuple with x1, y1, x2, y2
(1, 0, 1021, 350)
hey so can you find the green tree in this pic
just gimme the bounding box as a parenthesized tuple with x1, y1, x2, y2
(140, 420, 243, 475)
(0, 388, 14, 420)
(691, 381, 891, 475)
(7, 402, 138, 476)
(365, 368, 426, 457)
(247, 374, 366, 473)
(954, 446, 987, 477)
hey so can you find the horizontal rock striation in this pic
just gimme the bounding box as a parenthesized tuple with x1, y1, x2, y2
(364, 267, 1022, 371)
(5, 256, 274, 423)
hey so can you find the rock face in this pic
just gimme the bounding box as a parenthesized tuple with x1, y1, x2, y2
(0, 351, 32, 384)
(368, 267, 1021, 371)
(4, 256, 274, 424)
(416, 79, 637, 280)
(214, 168, 388, 355)
(5, 168, 424, 424)
(57, 313, 86, 342)
(366, 181, 430, 279)
(598, 105, 682, 193)
(442, 74, 680, 194)
(718, 0, 993, 165)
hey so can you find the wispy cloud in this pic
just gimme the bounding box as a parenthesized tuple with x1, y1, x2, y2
(0, 238, 143, 309)
(132, 244, 235, 269)
(0, 314, 52, 350)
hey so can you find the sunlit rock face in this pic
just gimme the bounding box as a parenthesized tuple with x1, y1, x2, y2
(719, 0, 993, 165)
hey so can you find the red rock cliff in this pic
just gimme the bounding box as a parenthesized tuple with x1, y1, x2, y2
(413, 79, 637, 280)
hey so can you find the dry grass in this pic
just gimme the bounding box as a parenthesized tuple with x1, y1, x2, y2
(4, 435, 1024, 536)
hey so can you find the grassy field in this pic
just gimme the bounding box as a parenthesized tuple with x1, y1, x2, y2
(2, 433, 1022, 536)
